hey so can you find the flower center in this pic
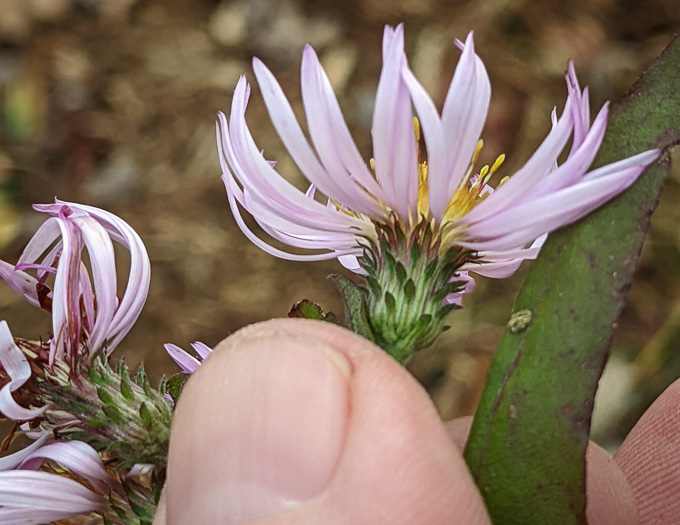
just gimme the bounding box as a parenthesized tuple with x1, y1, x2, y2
(411, 118, 505, 246)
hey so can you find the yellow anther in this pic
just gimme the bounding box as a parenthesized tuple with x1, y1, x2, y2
(417, 161, 429, 218)
(413, 117, 421, 142)
(490, 154, 505, 175)
(458, 139, 485, 189)
(471, 140, 484, 166)
(369, 158, 376, 171)
(499, 175, 510, 186)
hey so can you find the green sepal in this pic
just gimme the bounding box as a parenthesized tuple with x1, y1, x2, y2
(167, 373, 189, 404)
(403, 279, 416, 302)
(102, 405, 126, 425)
(329, 274, 373, 340)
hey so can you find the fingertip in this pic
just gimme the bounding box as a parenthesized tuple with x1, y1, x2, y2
(585, 443, 638, 525)
(166, 320, 352, 524)
(615, 378, 680, 524)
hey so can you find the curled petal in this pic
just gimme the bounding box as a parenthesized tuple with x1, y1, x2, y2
(0, 322, 47, 421)
(0, 470, 102, 524)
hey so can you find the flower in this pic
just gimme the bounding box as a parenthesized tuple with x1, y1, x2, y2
(0, 200, 165, 524)
(0, 199, 151, 422)
(217, 24, 658, 361)
(0, 199, 151, 365)
(218, 25, 657, 270)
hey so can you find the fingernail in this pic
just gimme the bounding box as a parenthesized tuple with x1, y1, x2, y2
(168, 328, 351, 524)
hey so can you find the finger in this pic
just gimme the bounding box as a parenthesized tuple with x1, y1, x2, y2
(164, 319, 490, 525)
(151, 488, 167, 525)
(614, 377, 680, 524)
(444, 418, 637, 524)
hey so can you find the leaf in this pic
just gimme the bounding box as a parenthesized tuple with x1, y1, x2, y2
(464, 34, 680, 525)
(288, 299, 340, 324)
(288, 300, 327, 321)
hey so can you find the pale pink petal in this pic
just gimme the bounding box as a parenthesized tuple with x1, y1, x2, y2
(69, 215, 117, 354)
(300, 46, 386, 216)
(445, 272, 476, 306)
(300, 46, 386, 202)
(127, 463, 154, 478)
(463, 95, 575, 224)
(400, 64, 449, 220)
(441, 32, 491, 190)
(253, 59, 377, 214)
(0, 470, 102, 523)
(0, 321, 47, 421)
(165, 342, 213, 374)
(164, 343, 201, 374)
(0, 433, 50, 471)
(0, 261, 40, 307)
(191, 342, 213, 360)
(17, 441, 109, 492)
(372, 24, 418, 218)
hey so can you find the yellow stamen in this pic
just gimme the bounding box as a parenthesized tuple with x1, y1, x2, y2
(458, 139, 485, 188)
(369, 158, 376, 171)
(471, 140, 484, 169)
(413, 117, 421, 142)
(473, 165, 490, 188)
(417, 161, 429, 218)
(490, 153, 505, 175)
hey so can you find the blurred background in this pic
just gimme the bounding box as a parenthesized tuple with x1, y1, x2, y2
(0, 0, 677, 451)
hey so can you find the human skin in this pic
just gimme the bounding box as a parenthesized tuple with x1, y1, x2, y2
(153, 319, 680, 524)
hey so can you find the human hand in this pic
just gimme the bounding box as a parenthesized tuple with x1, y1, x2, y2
(153, 319, 680, 524)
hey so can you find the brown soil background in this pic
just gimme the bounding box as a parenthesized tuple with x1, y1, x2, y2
(0, 0, 678, 449)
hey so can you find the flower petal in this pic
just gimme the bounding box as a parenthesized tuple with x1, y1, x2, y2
(401, 63, 449, 220)
(463, 94, 575, 224)
(0, 321, 47, 421)
(372, 24, 418, 218)
(300, 45, 387, 216)
(441, 32, 491, 190)
(0, 470, 102, 523)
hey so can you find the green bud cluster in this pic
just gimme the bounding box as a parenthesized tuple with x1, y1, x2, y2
(41, 357, 173, 470)
(335, 219, 475, 363)
(104, 472, 164, 525)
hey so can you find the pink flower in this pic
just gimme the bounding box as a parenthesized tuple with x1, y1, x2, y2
(217, 25, 658, 279)
(0, 199, 151, 364)
(0, 200, 151, 422)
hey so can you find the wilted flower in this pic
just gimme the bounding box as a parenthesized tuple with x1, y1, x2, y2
(217, 24, 658, 361)
(0, 199, 151, 418)
(0, 200, 166, 524)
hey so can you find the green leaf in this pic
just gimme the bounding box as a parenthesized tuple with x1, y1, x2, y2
(288, 300, 327, 321)
(464, 34, 680, 525)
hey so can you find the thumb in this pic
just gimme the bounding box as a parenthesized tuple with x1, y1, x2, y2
(158, 319, 490, 525)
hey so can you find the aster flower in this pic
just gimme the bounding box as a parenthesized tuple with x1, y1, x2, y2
(218, 25, 658, 361)
(0, 200, 166, 524)
(0, 199, 151, 419)
(0, 199, 151, 365)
